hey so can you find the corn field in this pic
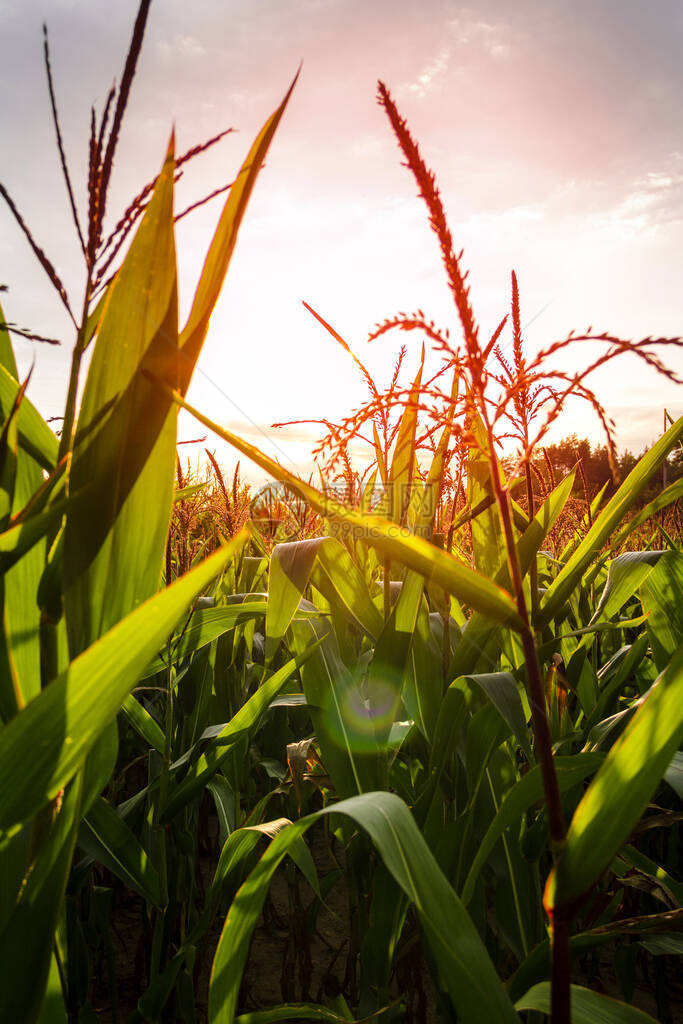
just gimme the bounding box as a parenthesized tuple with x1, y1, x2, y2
(0, 4, 682, 1023)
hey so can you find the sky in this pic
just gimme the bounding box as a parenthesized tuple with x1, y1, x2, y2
(0, 0, 681, 483)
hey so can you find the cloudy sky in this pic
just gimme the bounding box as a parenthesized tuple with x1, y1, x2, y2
(1, 0, 681, 481)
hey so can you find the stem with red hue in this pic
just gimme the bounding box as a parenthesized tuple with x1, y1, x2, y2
(486, 424, 570, 1024)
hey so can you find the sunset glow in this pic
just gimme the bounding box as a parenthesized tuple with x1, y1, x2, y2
(1, 0, 681, 480)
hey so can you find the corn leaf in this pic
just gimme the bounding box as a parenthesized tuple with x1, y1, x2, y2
(160, 645, 316, 822)
(178, 74, 298, 389)
(640, 549, 683, 671)
(466, 672, 532, 760)
(467, 414, 503, 578)
(451, 471, 575, 677)
(545, 644, 683, 911)
(401, 597, 442, 740)
(0, 496, 69, 575)
(0, 302, 17, 379)
(588, 550, 663, 626)
(461, 754, 603, 905)
(0, 537, 245, 837)
(388, 358, 423, 523)
(0, 362, 57, 471)
(609, 477, 683, 550)
(142, 602, 267, 676)
(509, 911, 683, 1001)
(120, 693, 166, 753)
(266, 537, 382, 660)
(538, 416, 683, 627)
(64, 137, 179, 656)
(515, 982, 659, 1022)
(79, 796, 162, 906)
(38, 955, 67, 1024)
(1, 409, 49, 711)
(234, 1006, 396, 1023)
(289, 616, 383, 797)
(209, 792, 519, 1024)
(0, 774, 82, 1024)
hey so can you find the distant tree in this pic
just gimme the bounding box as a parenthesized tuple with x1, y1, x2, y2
(507, 433, 681, 513)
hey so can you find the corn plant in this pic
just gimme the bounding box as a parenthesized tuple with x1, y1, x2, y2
(0, 4, 308, 1020)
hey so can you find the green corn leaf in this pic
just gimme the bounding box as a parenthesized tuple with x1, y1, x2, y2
(509, 910, 683, 1001)
(451, 471, 575, 677)
(365, 608, 416, 754)
(234, 1005, 397, 1023)
(79, 716, 119, 821)
(583, 632, 650, 731)
(664, 750, 683, 800)
(401, 597, 442, 741)
(460, 754, 603, 905)
(386, 388, 459, 741)
(0, 774, 82, 1024)
(0, 301, 17, 378)
(415, 368, 458, 534)
(174, 482, 207, 502)
(10, 452, 67, 525)
(135, 949, 190, 1020)
(0, 369, 22, 526)
(618, 845, 683, 908)
(388, 357, 423, 523)
(160, 644, 317, 823)
(0, 497, 68, 576)
(209, 792, 519, 1024)
(465, 672, 532, 761)
(640, 549, 683, 671)
(2, 450, 49, 712)
(64, 136, 179, 657)
(0, 363, 57, 471)
(0, 536, 245, 838)
(8, 729, 116, 937)
(137, 820, 319, 1022)
(538, 416, 683, 627)
(209, 818, 316, 912)
(515, 982, 659, 1022)
(79, 796, 162, 906)
(373, 423, 388, 486)
(588, 550, 663, 626)
(82, 288, 108, 350)
(464, 702, 510, 810)
(154, 389, 523, 629)
(142, 601, 267, 677)
(609, 477, 683, 550)
(207, 777, 236, 849)
(545, 644, 683, 912)
(37, 954, 67, 1024)
(0, 350, 51, 715)
(203, 823, 288, 929)
(266, 537, 382, 660)
(467, 414, 503, 578)
(289, 616, 383, 798)
(558, 482, 610, 564)
(299, 540, 382, 636)
(179, 74, 298, 389)
(120, 693, 166, 754)
(427, 682, 469, 779)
